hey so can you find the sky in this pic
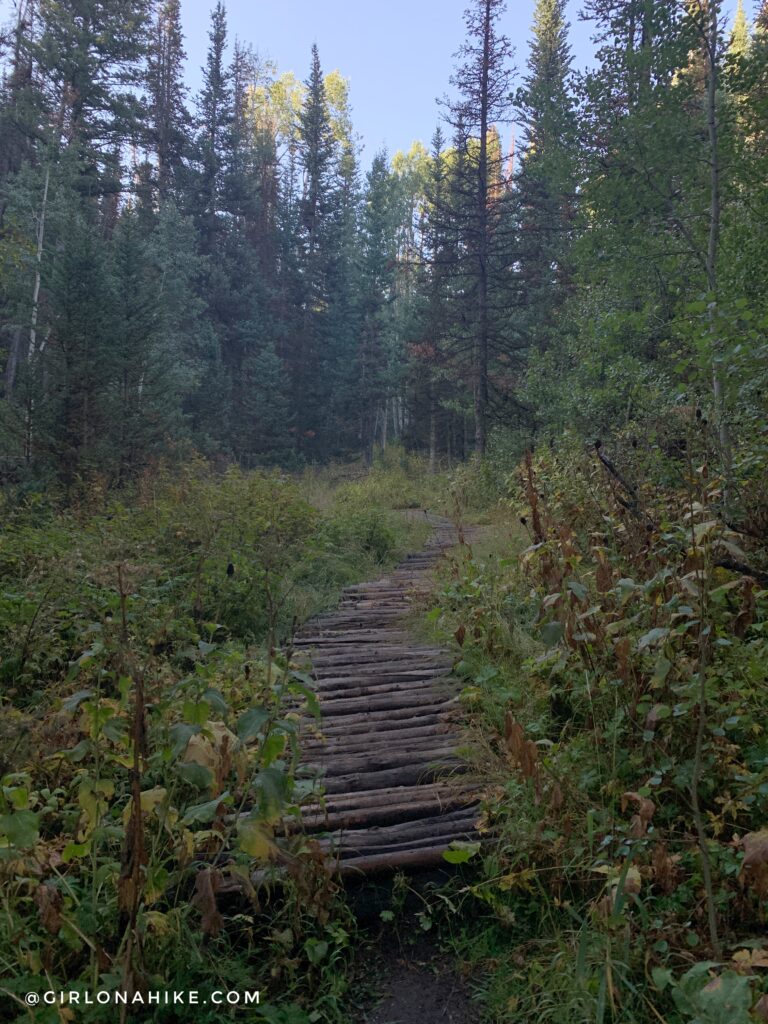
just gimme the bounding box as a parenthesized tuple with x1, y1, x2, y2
(180, 0, 596, 159)
(0, 0, 741, 162)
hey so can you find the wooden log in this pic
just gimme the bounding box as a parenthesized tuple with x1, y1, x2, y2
(308, 689, 457, 718)
(297, 781, 468, 812)
(310, 646, 444, 665)
(318, 806, 479, 849)
(295, 630, 410, 645)
(309, 677, 451, 702)
(299, 793, 475, 832)
(332, 845, 470, 877)
(300, 702, 458, 734)
(301, 722, 454, 753)
(311, 668, 453, 688)
(304, 739, 460, 767)
(320, 758, 467, 795)
(306, 743, 460, 778)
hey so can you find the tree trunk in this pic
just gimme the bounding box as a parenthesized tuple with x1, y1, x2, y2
(428, 382, 437, 474)
(703, 3, 732, 492)
(473, 0, 492, 458)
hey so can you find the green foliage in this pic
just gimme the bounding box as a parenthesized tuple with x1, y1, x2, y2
(0, 458, 434, 1017)
(427, 440, 768, 1022)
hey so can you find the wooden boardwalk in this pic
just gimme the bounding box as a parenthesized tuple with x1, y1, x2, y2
(293, 513, 479, 875)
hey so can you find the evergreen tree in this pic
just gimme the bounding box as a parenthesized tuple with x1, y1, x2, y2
(444, 0, 514, 454)
(515, 0, 577, 361)
(293, 45, 339, 456)
(146, 0, 189, 202)
(193, 1, 233, 246)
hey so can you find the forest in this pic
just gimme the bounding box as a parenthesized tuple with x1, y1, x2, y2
(1, 0, 768, 1021)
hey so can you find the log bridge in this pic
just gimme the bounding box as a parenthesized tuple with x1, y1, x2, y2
(293, 512, 479, 875)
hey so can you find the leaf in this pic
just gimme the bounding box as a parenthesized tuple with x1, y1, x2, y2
(238, 707, 270, 743)
(169, 722, 198, 759)
(304, 938, 328, 965)
(540, 621, 564, 648)
(237, 818, 275, 861)
(260, 732, 287, 767)
(62, 840, 92, 863)
(255, 767, 288, 820)
(122, 786, 168, 826)
(61, 739, 92, 762)
(176, 762, 214, 790)
(191, 867, 223, 936)
(62, 689, 94, 712)
(443, 840, 480, 864)
(637, 627, 669, 651)
(567, 580, 588, 602)
(289, 677, 320, 718)
(0, 810, 40, 849)
(202, 688, 229, 713)
(181, 792, 229, 826)
(693, 520, 720, 543)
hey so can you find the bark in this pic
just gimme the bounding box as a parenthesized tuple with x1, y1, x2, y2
(703, 3, 733, 492)
(474, 0, 491, 457)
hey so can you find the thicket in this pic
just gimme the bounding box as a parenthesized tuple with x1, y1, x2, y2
(0, 456, 434, 1022)
(424, 412, 768, 1021)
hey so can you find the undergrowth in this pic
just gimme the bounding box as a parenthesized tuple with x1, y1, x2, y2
(425, 432, 768, 1023)
(0, 451, 440, 1022)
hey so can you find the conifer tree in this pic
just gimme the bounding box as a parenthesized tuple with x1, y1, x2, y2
(194, 1, 233, 247)
(444, 0, 514, 454)
(146, 0, 189, 202)
(515, 0, 576, 357)
(293, 45, 338, 455)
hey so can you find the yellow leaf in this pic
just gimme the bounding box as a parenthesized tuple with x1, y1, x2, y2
(122, 786, 168, 826)
(237, 819, 275, 861)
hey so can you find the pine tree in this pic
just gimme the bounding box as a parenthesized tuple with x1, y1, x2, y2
(444, 0, 514, 455)
(292, 44, 339, 456)
(357, 151, 396, 463)
(515, 0, 577, 355)
(730, 0, 749, 54)
(146, 0, 189, 202)
(193, 1, 233, 247)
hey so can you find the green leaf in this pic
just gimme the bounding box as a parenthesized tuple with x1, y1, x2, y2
(169, 722, 198, 760)
(289, 678, 320, 718)
(181, 792, 230, 826)
(260, 732, 286, 768)
(61, 739, 92, 762)
(255, 766, 288, 819)
(176, 762, 214, 790)
(540, 621, 564, 648)
(63, 689, 94, 712)
(0, 810, 40, 849)
(567, 580, 588, 602)
(637, 627, 669, 651)
(443, 840, 480, 864)
(182, 700, 210, 726)
(304, 938, 328, 965)
(62, 839, 92, 862)
(202, 688, 229, 713)
(238, 707, 270, 742)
